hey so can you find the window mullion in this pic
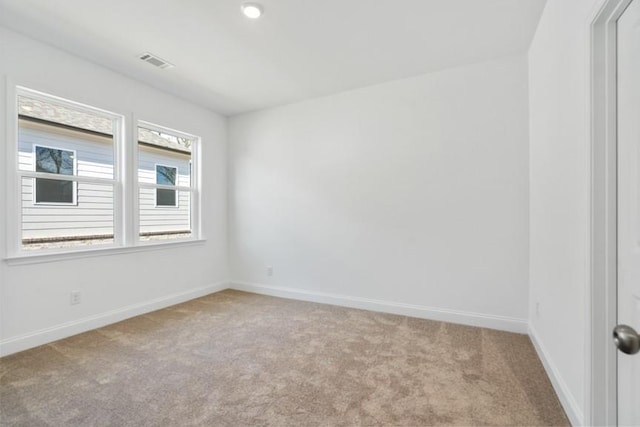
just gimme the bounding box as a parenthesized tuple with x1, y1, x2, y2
(138, 182, 193, 192)
(6, 81, 21, 257)
(18, 171, 116, 185)
(112, 112, 125, 247)
(126, 113, 138, 246)
(191, 136, 201, 239)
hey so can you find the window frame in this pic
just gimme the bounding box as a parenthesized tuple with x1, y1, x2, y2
(8, 86, 124, 257)
(32, 144, 78, 206)
(4, 85, 114, 256)
(5, 84, 202, 261)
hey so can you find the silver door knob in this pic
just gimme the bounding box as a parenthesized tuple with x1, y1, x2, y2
(613, 324, 640, 355)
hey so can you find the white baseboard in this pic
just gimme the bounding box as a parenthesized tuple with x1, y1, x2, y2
(230, 281, 528, 334)
(528, 324, 583, 426)
(0, 281, 229, 357)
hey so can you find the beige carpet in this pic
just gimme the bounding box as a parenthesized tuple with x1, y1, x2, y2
(0, 290, 568, 426)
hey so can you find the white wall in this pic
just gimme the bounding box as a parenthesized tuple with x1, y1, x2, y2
(1, 13, 599, 423)
(528, 0, 603, 424)
(0, 26, 228, 355)
(229, 55, 530, 332)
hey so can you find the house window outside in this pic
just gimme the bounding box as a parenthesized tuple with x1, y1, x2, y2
(34, 145, 77, 205)
(156, 165, 178, 207)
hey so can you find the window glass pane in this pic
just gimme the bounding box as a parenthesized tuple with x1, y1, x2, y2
(156, 165, 177, 185)
(21, 177, 114, 251)
(35, 146, 74, 175)
(138, 126, 192, 186)
(16, 91, 118, 253)
(36, 179, 75, 204)
(138, 124, 194, 241)
(139, 188, 191, 241)
(156, 188, 177, 207)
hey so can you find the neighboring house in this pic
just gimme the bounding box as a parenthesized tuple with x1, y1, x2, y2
(18, 98, 191, 244)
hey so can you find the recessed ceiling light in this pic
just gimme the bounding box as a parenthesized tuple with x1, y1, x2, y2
(241, 2, 263, 19)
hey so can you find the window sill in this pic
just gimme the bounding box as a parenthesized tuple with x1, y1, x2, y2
(4, 238, 207, 266)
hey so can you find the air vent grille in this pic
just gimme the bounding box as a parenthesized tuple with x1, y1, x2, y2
(138, 52, 174, 69)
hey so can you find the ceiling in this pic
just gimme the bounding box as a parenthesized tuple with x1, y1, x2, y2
(0, 0, 547, 116)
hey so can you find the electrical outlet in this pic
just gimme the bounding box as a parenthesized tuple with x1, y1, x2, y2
(266, 266, 273, 277)
(535, 302, 540, 318)
(70, 291, 81, 305)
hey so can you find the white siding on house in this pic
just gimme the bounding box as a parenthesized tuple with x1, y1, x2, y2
(19, 120, 114, 178)
(139, 188, 191, 233)
(19, 120, 192, 241)
(138, 144, 191, 235)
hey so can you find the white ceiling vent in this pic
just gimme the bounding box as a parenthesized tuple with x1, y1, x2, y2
(138, 52, 174, 69)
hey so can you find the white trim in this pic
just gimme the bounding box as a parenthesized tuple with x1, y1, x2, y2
(0, 281, 228, 357)
(529, 324, 584, 427)
(5, 79, 21, 257)
(588, 1, 632, 425)
(112, 104, 125, 248)
(127, 113, 138, 247)
(192, 137, 201, 240)
(139, 182, 193, 192)
(18, 170, 115, 185)
(230, 281, 528, 333)
(4, 237, 206, 265)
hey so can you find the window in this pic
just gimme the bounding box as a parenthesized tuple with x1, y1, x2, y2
(156, 165, 178, 207)
(7, 86, 201, 257)
(34, 145, 77, 204)
(15, 89, 118, 252)
(138, 122, 197, 242)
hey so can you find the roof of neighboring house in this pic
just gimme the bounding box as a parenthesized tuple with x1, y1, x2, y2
(138, 128, 192, 154)
(18, 97, 192, 154)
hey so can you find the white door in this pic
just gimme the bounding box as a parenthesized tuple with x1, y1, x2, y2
(618, 0, 640, 424)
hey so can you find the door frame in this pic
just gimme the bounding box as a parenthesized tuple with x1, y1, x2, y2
(589, 0, 633, 425)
